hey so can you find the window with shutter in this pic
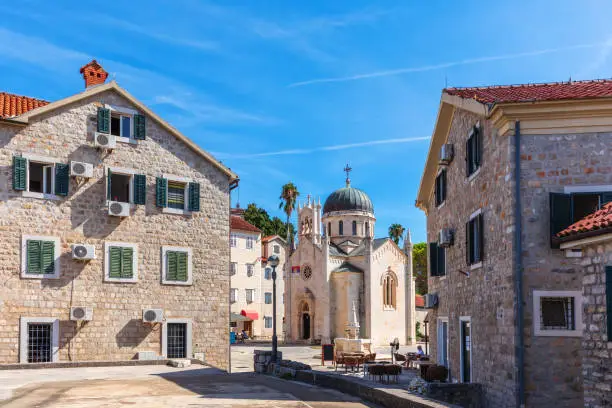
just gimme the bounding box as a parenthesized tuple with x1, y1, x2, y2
(133, 174, 146, 205)
(188, 182, 200, 212)
(133, 114, 146, 140)
(54, 163, 69, 196)
(27, 240, 42, 274)
(106, 244, 137, 282)
(97, 107, 110, 134)
(108, 246, 122, 278)
(435, 170, 447, 207)
(162, 247, 191, 284)
(22, 236, 59, 279)
(156, 177, 167, 207)
(13, 156, 27, 191)
(466, 125, 482, 177)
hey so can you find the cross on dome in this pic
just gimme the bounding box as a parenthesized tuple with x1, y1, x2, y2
(343, 164, 352, 187)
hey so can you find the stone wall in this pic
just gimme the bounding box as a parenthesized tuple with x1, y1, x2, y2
(425, 108, 517, 407)
(0, 89, 231, 369)
(581, 242, 612, 407)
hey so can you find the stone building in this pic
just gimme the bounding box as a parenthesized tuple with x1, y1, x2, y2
(286, 171, 416, 345)
(0, 60, 237, 369)
(554, 203, 612, 407)
(416, 80, 612, 407)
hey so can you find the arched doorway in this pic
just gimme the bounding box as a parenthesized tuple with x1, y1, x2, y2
(300, 302, 311, 340)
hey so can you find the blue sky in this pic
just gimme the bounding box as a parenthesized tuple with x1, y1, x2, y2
(2, 1, 612, 243)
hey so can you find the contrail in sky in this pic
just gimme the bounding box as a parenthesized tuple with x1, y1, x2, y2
(288, 41, 609, 87)
(213, 136, 430, 159)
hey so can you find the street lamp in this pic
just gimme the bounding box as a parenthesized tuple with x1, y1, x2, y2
(268, 254, 280, 362)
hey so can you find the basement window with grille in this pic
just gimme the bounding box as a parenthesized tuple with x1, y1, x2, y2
(161, 246, 192, 285)
(104, 242, 138, 283)
(533, 290, 582, 337)
(21, 235, 60, 279)
(19, 317, 59, 363)
(162, 319, 192, 359)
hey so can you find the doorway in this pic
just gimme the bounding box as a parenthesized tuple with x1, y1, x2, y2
(437, 318, 449, 368)
(243, 321, 253, 337)
(460, 317, 472, 382)
(302, 313, 310, 339)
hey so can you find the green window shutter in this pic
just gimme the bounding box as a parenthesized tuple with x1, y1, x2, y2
(133, 114, 146, 140)
(97, 107, 110, 133)
(474, 126, 482, 167)
(27, 240, 42, 274)
(606, 266, 612, 340)
(429, 242, 438, 277)
(107, 169, 112, 200)
(133, 174, 147, 205)
(156, 177, 167, 207)
(167, 251, 177, 281)
(176, 252, 188, 281)
(13, 156, 27, 191)
(41, 241, 55, 274)
(121, 247, 133, 278)
(466, 221, 472, 265)
(550, 193, 572, 248)
(54, 163, 70, 196)
(465, 138, 472, 177)
(109, 247, 122, 278)
(478, 213, 485, 263)
(188, 182, 200, 212)
(437, 246, 446, 276)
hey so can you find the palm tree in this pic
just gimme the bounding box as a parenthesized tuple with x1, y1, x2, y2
(388, 223, 405, 245)
(279, 182, 300, 251)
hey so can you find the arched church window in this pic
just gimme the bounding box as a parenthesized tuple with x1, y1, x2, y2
(383, 274, 396, 309)
(365, 222, 370, 237)
(328, 222, 331, 236)
(339, 221, 344, 235)
(352, 221, 357, 235)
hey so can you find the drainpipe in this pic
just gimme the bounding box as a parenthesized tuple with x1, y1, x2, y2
(514, 121, 525, 408)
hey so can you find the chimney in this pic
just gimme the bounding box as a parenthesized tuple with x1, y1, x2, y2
(79, 60, 108, 88)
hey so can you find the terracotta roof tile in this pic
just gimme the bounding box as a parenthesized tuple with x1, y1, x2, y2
(445, 79, 612, 104)
(230, 215, 260, 233)
(0, 92, 49, 118)
(415, 294, 425, 308)
(555, 202, 612, 241)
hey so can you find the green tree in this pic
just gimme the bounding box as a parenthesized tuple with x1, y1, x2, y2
(413, 242, 428, 294)
(388, 223, 405, 245)
(279, 182, 300, 251)
(243, 203, 294, 241)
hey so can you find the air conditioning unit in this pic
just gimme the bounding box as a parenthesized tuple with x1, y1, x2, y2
(70, 161, 93, 178)
(94, 132, 116, 149)
(108, 201, 130, 217)
(71, 244, 96, 260)
(438, 228, 454, 248)
(439, 144, 454, 165)
(142, 308, 164, 324)
(70, 306, 93, 321)
(424, 293, 439, 309)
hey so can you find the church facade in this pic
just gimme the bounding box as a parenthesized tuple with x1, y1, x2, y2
(285, 175, 416, 345)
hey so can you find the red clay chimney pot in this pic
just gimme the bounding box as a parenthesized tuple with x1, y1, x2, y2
(79, 59, 108, 88)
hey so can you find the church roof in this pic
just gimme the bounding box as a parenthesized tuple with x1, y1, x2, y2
(329, 242, 347, 256)
(331, 261, 364, 273)
(323, 185, 373, 214)
(328, 238, 389, 257)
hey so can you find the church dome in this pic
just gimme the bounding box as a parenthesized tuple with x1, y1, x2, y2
(323, 185, 374, 214)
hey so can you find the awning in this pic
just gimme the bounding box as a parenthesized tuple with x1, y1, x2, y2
(231, 312, 251, 322)
(240, 310, 259, 320)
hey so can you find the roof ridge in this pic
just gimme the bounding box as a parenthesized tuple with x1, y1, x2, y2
(444, 78, 612, 92)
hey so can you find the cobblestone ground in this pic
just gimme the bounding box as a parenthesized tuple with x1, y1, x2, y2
(0, 366, 376, 408)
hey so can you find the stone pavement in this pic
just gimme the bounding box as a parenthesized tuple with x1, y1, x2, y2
(0, 365, 378, 407)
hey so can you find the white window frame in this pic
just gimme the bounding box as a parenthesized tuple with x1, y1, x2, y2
(162, 174, 192, 216)
(246, 263, 254, 277)
(108, 104, 137, 143)
(533, 290, 583, 337)
(104, 241, 138, 283)
(264, 316, 273, 329)
(230, 288, 238, 303)
(459, 316, 472, 383)
(230, 234, 237, 248)
(21, 153, 62, 201)
(106, 166, 136, 205)
(246, 289, 255, 304)
(246, 236, 254, 250)
(161, 246, 193, 286)
(265, 292, 272, 304)
(21, 235, 61, 279)
(19, 317, 60, 363)
(162, 318, 193, 359)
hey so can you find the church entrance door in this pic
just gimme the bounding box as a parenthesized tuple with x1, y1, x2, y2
(302, 313, 310, 339)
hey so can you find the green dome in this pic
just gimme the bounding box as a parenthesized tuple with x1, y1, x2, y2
(323, 185, 374, 214)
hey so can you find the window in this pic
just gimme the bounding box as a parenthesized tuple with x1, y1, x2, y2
(328, 222, 332, 236)
(339, 221, 344, 235)
(435, 170, 447, 207)
(111, 113, 132, 138)
(265, 292, 272, 304)
(247, 264, 254, 277)
(429, 242, 446, 277)
(382, 273, 397, 309)
(550, 191, 612, 246)
(162, 246, 192, 285)
(97, 106, 146, 141)
(246, 237, 254, 250)
(162, 319, 192, 359)
(21, 235, 60, 279)
(230, 235, 237, 248)
(106, 168, 146, 205)
(12, 155, 69, 198)
(274, 245, 280, 254)
(466, 124, 482, 177)
(104, 242, 138, 283)
(264, 268, 271, 280)
(534, 291, 582, 337)
(155, 175, 200, 213)
(230, 288, 238, 303)
(265, 317, 273, 329)
(19, 317, 59, 363)
(230, 262, 237, 276)
(466, 210, 484, 267)
(246, 289, 255, 304)
(352, 220, 357, 236)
